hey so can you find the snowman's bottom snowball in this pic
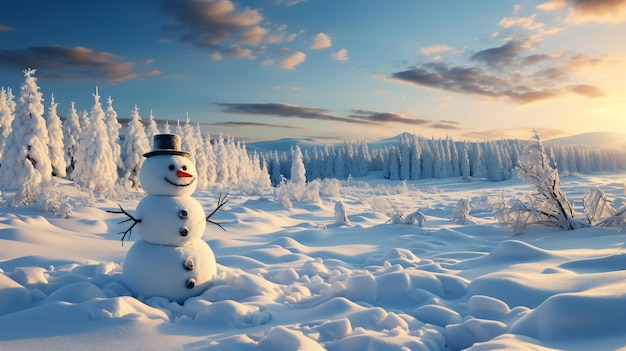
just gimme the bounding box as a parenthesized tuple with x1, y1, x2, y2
(123, 239, 217, 303)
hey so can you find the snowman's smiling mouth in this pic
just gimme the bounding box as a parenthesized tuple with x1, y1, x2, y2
(164, 177, 195, 187)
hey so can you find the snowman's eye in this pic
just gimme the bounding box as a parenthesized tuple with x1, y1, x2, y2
(168, 165, 175, 171)
(182, 165, 187, 171)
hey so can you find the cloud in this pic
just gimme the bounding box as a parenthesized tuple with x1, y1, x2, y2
(420, 45, 452, 56)
(390, 37, 605, 105)
(0, 45, 150, 82)
(218, 102, 374, 125)
(469, 38, 535, 69)
(240, 26, 268, 45)
(280, 51, 306, 69)
(538, 0, 626, 24)
(348, 109, 430, 125)
(161, 0, 265, 49)
(310, 33, 331, 50)
(331, 48, 349, 63)
(222, 44, 255, 59)
(266, 24, 298, 44)
(498, 13, 561, 35)
(462, 127, 568, 140)
(0, 24, 15, 32)
(430, 122, 462, 130)
(273, 0, 307, 6)
(210, 121, 306, 129)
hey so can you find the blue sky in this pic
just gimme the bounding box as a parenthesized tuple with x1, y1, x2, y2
(1, 0, 626, 142)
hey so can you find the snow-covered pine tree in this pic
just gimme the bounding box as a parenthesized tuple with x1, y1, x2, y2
(459, 142, 471, 182)
(0, 69, 52, 190)
(214, 133, 230, 184)
(104, 96, 123, 175)
(484, 142, 504, 182)
(410, 136, 421, 180)
(388, 147, 401, 180)
(0, 87, 14, 161)
(254, 152, 272, 189)
(420, 141, 433, 178)
(72, 88, 117, 191)
(225, 136, 239, 184)
(193, 123, 209, 190)
(78, 109, 89, 132)
(203, 130, 217, 185)
(63, 102, 81, 176)
(163, 120, 171, 134)
(290, 145, 306, 184)
(122, 105, 150, 189)
(399, 134, 411, 180)
(46, 94, 67, 177)
(146, 110, 160, 149)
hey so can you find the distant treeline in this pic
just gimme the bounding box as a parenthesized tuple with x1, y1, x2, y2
(262, 133, 626, 185)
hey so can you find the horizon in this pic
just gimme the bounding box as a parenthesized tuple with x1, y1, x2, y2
(1, 0, 625, 143)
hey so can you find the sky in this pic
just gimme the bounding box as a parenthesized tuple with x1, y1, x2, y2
(1, 0, 626, 143)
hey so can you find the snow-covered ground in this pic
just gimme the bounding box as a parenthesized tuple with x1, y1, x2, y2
(1, 172, 626, 351)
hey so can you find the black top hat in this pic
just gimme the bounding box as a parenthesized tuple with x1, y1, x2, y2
(143, 134, 192, 158)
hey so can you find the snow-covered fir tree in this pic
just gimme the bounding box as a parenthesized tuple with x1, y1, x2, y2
(62, 101, 81, 176)
(146, 110, 160, 149)
(46, 94, 67, 177)
(290, 145, 306, 184)
(78, 109, 89, 132)
(72, 89, 117, 191)
(0, 87, 15, 161)
(192, 123, 209, 190)
(214, 133, 230, 184)
(203, 130, 217, 185)
(0, 69, 52, 190)
(104, 96, 123, 174)
(121, 105, 150, 189)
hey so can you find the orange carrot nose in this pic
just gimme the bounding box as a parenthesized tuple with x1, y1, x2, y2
(176, 170, 193, 178)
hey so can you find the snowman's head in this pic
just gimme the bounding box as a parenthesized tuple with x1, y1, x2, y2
(140, 154, 198, 196)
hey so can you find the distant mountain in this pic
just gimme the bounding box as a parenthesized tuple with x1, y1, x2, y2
(546, 132, 626, 149)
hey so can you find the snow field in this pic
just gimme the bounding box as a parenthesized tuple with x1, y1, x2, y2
(1, 173, 626, 350)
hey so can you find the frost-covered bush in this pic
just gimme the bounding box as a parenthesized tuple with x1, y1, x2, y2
(405, 210, 426, 226)
(369, 196, 390, 213)
(37, 181, 73, 218)
(583, 187, 616, 225)
(10, 180, 39, 207)
(386, 200, 425, 226)
(499, 131, 586, 233)
(583, 187, 626, 230)
(320, 178, 341, 197)
(334, 201, 350, 225)
(450, 198, 473, 225)
(274, 177, 321, 208)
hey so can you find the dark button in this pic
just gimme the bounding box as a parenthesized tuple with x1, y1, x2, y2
(186, 278, 196, 289)
(180, 227, 189, 236)
(179, 210, 188, 219)
(183, 259, 194, 271)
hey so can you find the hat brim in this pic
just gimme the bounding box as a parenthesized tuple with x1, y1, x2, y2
(143, 150, 192, 158)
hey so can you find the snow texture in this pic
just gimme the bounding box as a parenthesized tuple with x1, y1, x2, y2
(1, 172, 626, 350)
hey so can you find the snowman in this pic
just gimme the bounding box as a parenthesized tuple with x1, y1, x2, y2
(110, 134, 227, 303)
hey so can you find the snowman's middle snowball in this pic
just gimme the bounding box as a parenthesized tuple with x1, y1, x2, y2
(136, 195, 207, 246)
